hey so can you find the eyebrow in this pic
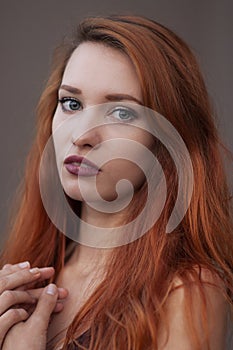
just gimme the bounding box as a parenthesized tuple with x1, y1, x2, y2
(59, 84, 144, 106)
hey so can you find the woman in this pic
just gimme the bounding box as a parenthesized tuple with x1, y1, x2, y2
(0, 15, 232, 350)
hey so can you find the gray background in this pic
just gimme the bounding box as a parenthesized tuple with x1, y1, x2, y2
(0, 0, 232, 246)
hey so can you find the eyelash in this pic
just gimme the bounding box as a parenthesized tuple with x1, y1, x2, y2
(108, 107, 137, 122)
(58, 97, 137, 122)
(58, 97, 82, 113)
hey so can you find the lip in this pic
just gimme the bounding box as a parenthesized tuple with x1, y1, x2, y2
(64, 155, 100, 176)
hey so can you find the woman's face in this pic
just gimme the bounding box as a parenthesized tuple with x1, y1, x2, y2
(52, 42, 155, 205)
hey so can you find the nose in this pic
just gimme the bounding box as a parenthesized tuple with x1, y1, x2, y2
(71, 106, 105, 151)
(72, 127, 102, 150)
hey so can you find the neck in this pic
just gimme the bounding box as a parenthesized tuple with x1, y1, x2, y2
(65, 201, 125, 275)
(81, 201, 125, 227)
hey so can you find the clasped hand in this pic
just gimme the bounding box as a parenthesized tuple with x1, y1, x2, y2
(0, 261, 68, 349)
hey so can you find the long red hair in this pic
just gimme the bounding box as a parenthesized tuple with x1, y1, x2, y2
(1, 15, 233, 350)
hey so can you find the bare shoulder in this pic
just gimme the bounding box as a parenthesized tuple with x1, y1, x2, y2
(157, 267, 230, 350)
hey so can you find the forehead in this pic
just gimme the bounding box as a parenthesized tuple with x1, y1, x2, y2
(61, 42, 142, 98)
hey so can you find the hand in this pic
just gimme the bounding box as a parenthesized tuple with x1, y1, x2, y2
(2, 283, 61, 350)
(0, 262, 68, 347)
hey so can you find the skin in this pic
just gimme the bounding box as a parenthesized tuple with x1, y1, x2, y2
(157, 271, 229, 350)
(52, 42, 156, 216)
(0, 262, 68, 349)
(2, 42, 229, 349)
(1, 42, 154, 349)
(49, 41, 157, 345)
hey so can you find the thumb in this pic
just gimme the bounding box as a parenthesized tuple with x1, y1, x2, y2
(29, 283, 58, 332)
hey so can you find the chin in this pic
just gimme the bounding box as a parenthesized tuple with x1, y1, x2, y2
(63, 185, 83, 201)
(63, 183, 120, 205)
(61, 181, 98, 203)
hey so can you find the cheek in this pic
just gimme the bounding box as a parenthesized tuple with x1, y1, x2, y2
(52, 108, 64, 133)
(99, 130, 156, 190)
(136, 131, 156, 152)
(101, 159, 146, 191)
(52, 117, 73, 176)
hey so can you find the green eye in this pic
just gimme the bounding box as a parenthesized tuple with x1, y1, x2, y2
(59, 97, 82, 112)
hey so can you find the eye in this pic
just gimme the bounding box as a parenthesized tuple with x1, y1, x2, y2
(58, 97, 82, 112)
(109, 107, 137, 122)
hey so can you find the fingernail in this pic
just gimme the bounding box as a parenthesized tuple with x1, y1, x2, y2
(18, 261, 30, 269)
(40, 267, 54, 271)
(29, 267, 40, 274)
(46, 284, 57, 295)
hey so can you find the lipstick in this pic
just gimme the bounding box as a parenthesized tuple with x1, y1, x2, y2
(64, 155, 100, 176)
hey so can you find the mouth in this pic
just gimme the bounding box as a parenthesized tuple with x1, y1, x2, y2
(64, 155, 100, 177)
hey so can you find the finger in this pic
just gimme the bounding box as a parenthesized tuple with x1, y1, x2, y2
(0, 268, 42, 294)
(1, 264, 55, 283)
(22, 300, 65, 318)
(53, 302, 64, 313)
(15, 267, 55, 291)
(0, 261, 30, 277)
(0, 308, 28, 347)
(25, 267, 55, 285)
(28, 284, 58, 332)
(2, 264, 12, 270)
(27, 286, 68, 300)
(21, 287, 68, 316)
(57, 287, 69, 299)
(0, 290, 36, 315)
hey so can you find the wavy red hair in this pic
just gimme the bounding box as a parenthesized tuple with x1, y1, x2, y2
(1, 15, 233, 350)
